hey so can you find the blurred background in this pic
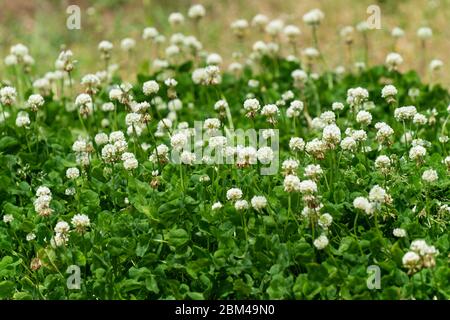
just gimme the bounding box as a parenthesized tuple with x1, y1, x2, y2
(0, 0, 449, 86)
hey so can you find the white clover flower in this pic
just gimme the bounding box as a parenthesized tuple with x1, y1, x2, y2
(206, 53, 223, 66)
(335, 66, 345, 75)
(291, 69, 308, 83)
(120, 152, 135, 161)
(252, 14, 269, 28)
(313, 234, 329, 250)
(318, 213, 333, 229)
(413, 113, 428, 125)
(66, 167, 80, 179)
(188, 4, 206, 19)
(422, 169, 438, 183)
(112, 138, 127, 154)
(332, 102, 344, 111)
(142, 27, 159, 40)
(230, 19, 249, 38)
(417, 27, 432, 39)
(179, 151, 195, 165)
(257, 147, 274, 164)
(120, 38, 136, 51)
(346, 87, 369, 107)
(376, 123, 395, 143)
(75, 93, 92, 107)
(15, 112, 30, 127)
(98, 40, 113, 53)
(356, 21, 369, 32)
(164, 78, 178, 87)
(26, 94, 45, 111)
(165, 45, 180, 57)
(444, 156, 450, 169)
(71, 214, 90, 233)
(243, 98, 260, 115)
(36, 186, 51, 197)
(123, 157, 138, 170)
(10, 43, 29, 57)
(322, 124, 341, 146)
(226, 188, 243, 202)
(34, 193, 53, 217)
(340, 136, 357, 151)
(393, 228, 407, 238)
(356, 110, 372, 125)
(391, 27, 404, 38)
(369, 185, 388, 204)
(81, 74, 100, 91)
(170, 132, 188, 151)
(429, 59, 443, 72)
(228, 62, 243, 74)
(4, 54, 18, 66)
(281, 159, 299, 176)
(0, 86, 17, 105)
(143, 80, 159, 95)
(54, 221, 70, 234)
(65, 187, 76, 196)
(353, 196, 372, 214)
(303, 9, 324, 26)
(261, 104, 279, 116)
(3, 214, 14, 224)
(289, 137, 305, 152)
(299, 180, 317, 194)
(236, 146, 257, 166)
(101, 144, 117, 162)
(381, 85, 397, 99)
(394, 106, 417, 121)
(251, 196, 268, 211)
(101, 102, 115, 112)
(302, 47, 319, 59)
(261, 129, 276, 140)
(212, 202, 223, 211)
(410, 240, 433, 256)
(282, 91, 294, 102)
(125, 112, 141, 127)
(402, 251, 421, 270)
(385, 52, 403, 70)
(340, 26, 354, 43)
(304, 164, 323, 179)
(320, 111, 336, 124)
(284, 174, 301, 192)
(153, 59, 169, 71)
(311, 117, 326, 130)
(284, 25, 301, 41)
(26, 233, 36, 241)
(169, 12, 185, 26)
(209, 136, 227, 149)
(305, 138, 326, 159)
(204, 118, 221, 131)
(51, 232, 69, 247)
(108, 132, 125, 144)
(375, 155, 391, 170)
(167, 99, 182, 112)
(265, 19, 284, 36)
(409, 145, 426, 161)
(235, 200, 249, 211)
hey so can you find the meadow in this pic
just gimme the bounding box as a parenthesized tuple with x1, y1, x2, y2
(0, 1, 449, 300)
